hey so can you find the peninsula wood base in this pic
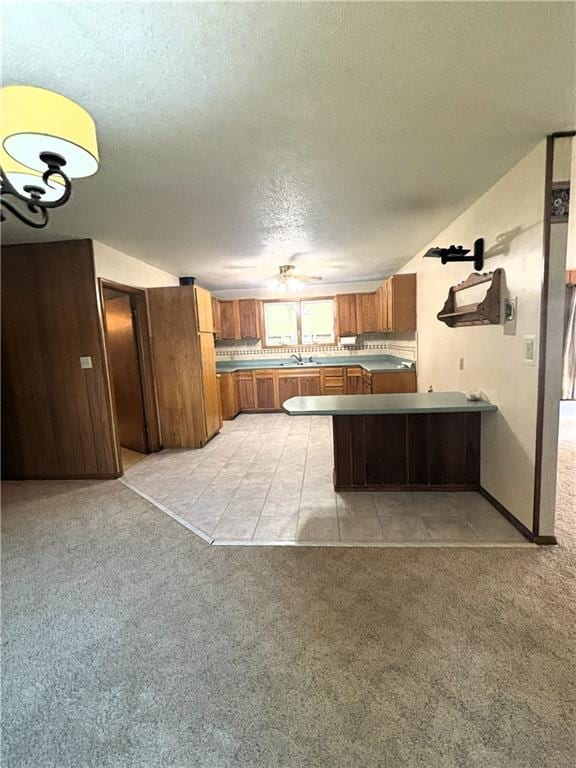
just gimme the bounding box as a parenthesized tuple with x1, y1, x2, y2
(332, 412, 481, 489)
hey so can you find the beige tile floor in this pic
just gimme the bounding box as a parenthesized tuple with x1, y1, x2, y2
(122, 413, 530, 546)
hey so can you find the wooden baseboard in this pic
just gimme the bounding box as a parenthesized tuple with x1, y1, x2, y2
(2, 473, 122, 481)
(532, 535, 558, 546)
(478, 487, 542, 544)
(334, 484, 481, 492)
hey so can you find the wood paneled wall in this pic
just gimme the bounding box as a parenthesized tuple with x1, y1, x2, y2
(1, 239, 120, 478)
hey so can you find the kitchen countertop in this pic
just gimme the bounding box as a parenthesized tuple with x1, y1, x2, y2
(216, 355, 416, 374)
(282, 391, 497, 416)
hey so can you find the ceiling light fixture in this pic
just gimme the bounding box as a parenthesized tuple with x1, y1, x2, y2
(269, 263, 322, 291)
(0, 85, 99, 228)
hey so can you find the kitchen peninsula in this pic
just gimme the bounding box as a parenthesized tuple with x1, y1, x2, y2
(283, 391, 497, 491)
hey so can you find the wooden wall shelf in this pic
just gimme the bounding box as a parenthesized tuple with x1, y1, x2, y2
(437, 269, 503, 327)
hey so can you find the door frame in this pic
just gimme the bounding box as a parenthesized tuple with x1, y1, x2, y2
(99, 279, 162, 457)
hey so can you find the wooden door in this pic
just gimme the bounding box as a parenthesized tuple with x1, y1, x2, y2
(278, 375, 300, 405)
(358, 293, 380, 333)
(147, 286, 207, 448)
(238, 299, 260, 339)
(219, 301, 239, 340)
(345, 367, 364, 395)
(336, 294, 358, 335)
(299, 374, 321, 396)
(199, 331, 222, 439)
(104, 296, 148, 453)
(255, 373, 276, 409)
(237, 372, 256, 409)
(195, 286, 214, 333)
(371, 371, 417, 394)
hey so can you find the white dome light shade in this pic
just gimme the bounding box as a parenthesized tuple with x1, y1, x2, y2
(1, 86, 99, 178)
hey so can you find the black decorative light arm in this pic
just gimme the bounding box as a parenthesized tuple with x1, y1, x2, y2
(424, 238, 484, 271)
(0, 152, 72, 229)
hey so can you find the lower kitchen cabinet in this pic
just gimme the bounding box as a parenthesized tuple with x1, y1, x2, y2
(237, 372, 256, 410)
(255, 372, 277, 410)
(299, 374, 321, 396)
(221, 366, 416, 413)
(278, 375, 300, 404)
(371, 371, 416, 394)
(345, 367, 364, 394)
(219, 372, 240, 420)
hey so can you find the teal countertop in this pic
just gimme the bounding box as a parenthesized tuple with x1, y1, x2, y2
(283, 391, 497, 416)
(216, 355, 415, 374)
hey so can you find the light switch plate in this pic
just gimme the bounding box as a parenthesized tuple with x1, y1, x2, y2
(79, 356, 93, 369)
(523, 335, 536, 366)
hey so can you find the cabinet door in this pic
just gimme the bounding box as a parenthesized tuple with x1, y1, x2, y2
(195, 286, 214, 333)
(219, 301, 239, 340)
(358, 293, 380, 334)
(362, 371, 372, 394)
(199, 331, 222, 439)
(389, 274, 417, 331)
(219, 372, 239, 420)
(255, 373, 277, 410)
(336, 294, 358, 336)
(212, 298, 221, 339)
(237, 372, 256, 409)
(278, 375, 300, 405)
(299, 375, 321, 396)
(371, 371, 416, 394)
(345, 367, 364, 395)
(238, 299, 260, 339)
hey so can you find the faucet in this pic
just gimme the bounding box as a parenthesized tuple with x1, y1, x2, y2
(290, 353, 303, 364)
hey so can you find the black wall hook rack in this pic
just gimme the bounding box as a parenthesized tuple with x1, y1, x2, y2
(424, 238, 484, 271)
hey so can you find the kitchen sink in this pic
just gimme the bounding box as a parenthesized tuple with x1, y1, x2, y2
(279, 361, 322, 367)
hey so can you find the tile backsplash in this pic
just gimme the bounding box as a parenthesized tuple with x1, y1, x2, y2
(215, 333, 417, 361)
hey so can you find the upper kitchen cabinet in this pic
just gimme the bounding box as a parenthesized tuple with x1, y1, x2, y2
(238, 299, 261, 339)
(357, 291, 380, 334)
(195, 286, 214, 333)
(379, 274, 417, 332)
(336, 294, 359, 336)
(217, 299, 261, 341)
(219, 300, 239, 340)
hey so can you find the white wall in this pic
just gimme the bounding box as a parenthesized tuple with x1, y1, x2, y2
(399, 142, 547, 530)
(93, 241, 179, 288)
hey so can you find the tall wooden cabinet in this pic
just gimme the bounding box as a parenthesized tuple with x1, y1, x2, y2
(147, 285, 222, 448)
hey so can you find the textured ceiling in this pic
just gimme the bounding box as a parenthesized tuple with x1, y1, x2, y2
(2, 2, 574, 288)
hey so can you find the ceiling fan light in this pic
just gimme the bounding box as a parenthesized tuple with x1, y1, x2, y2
(1, 85, 99, 178)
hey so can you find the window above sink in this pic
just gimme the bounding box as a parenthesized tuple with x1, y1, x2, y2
(263, 298, 335, 347)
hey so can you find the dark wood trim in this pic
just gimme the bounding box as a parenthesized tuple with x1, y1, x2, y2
(6, 473, 122, 481)
(533, 535, 558, 546)
(335, 484, 482, 492)
(478, 486, 535, 543)
(98, 279, 163, 457)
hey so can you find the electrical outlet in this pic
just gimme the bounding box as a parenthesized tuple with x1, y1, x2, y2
(79, 356, 93, 369)
(459, 358, 464, 370)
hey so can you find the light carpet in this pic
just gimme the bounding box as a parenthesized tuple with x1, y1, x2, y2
(2, 405, 575, 767)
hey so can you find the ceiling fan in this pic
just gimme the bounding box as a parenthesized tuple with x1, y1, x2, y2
(268, 263, 322, 291)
